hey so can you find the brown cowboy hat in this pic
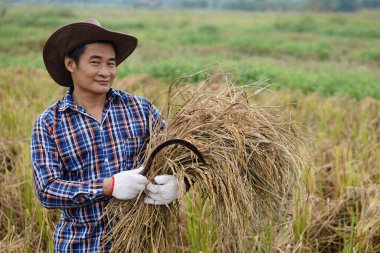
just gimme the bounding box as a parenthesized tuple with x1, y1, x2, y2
(43, 18, 138, 87)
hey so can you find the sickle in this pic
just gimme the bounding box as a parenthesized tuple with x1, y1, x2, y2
(141, 139, 206, 176)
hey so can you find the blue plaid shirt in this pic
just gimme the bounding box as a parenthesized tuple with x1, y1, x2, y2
(31, 88, 162, 252)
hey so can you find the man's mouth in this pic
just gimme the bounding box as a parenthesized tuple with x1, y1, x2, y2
(95, 80, 111, 85)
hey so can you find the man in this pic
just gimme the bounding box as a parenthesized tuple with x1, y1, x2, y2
(31, 18, 179, 252)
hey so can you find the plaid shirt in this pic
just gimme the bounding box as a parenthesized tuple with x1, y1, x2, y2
(31, 88, 162, 252)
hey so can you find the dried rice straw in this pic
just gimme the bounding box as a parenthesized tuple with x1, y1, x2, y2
(103, 69, 305, 252)
(305, 186, 380, 252)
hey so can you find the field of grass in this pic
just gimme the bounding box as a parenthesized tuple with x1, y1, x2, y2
(0, 4, 379, 252)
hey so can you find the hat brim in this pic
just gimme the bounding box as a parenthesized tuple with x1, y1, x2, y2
(43, 22, 138, 87)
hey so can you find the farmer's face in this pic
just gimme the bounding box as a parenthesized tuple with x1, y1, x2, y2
(66, 42, 116, 96)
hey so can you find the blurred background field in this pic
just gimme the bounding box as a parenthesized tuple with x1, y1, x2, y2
(1, 3, 380, 99)
(0, 1, 379, 252)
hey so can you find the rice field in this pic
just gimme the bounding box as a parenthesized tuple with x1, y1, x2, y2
(0, 4, 379, 252)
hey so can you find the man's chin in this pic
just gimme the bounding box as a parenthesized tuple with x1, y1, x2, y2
(94, 84, 112, 94)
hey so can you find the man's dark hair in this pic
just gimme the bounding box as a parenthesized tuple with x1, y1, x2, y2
(66, 44, 86, 65)
(66, 41, 116, 65)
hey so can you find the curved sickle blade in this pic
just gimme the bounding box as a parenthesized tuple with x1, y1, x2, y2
(141, 139, 206, 176)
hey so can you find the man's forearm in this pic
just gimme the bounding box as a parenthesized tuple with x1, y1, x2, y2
(36, 178, 105, 209)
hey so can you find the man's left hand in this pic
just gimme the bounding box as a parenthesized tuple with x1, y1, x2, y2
(144, 175, 179, 205)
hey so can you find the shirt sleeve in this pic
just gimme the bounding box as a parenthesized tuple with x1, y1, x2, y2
(31, 116, 105, 209)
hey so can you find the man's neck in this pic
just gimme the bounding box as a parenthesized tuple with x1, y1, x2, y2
(72, 88, 107, 122)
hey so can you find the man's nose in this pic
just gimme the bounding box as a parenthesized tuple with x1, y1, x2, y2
(98, 64, 111, 76)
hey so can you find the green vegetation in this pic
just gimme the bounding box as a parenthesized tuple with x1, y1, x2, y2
(0, 6, 379, 99)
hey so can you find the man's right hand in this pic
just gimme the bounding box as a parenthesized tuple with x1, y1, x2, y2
(104, 167, 148, 200)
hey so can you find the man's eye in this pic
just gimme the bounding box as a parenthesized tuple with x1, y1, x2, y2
(108, 62, 116, 67)
(91, 61, 100, 65)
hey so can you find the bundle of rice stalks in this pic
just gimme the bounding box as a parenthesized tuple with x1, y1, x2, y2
(104, 71, 305, 252)
(305, 186, 380, 252)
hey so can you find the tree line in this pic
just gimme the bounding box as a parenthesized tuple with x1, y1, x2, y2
(8, 0, 380, 11)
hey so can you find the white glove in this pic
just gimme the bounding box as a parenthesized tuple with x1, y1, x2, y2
(111, 167, 148, 200)
(144, 175, 179, 205)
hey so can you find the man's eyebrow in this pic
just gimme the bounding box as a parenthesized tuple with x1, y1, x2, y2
(89, 55, 116, 61)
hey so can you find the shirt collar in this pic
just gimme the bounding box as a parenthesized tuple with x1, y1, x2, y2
(106, 88, 118, 104)
(58, 87, 119, 112)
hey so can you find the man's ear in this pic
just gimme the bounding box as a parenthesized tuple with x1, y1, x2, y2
(64, 56, 76, 73)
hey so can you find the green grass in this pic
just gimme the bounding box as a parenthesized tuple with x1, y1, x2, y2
(0, 5, 379, 99)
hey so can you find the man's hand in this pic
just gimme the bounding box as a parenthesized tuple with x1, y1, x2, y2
(144, 175, 179, 205)
(104, 167, 148, 200)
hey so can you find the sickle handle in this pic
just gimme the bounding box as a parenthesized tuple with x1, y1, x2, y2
(141, 139, 206, 176)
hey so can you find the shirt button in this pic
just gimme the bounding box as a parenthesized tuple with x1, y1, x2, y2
(99, 126, 103, 131)
(105, 158, 109, 163)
